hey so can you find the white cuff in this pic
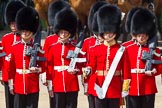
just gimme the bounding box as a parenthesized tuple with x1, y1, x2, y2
(0, 71, 2, 80)
(8, 79, 14, 90)
(40, 72, 46, 84)
(47, 80, 53, 91)
(84, 83, 88, 93)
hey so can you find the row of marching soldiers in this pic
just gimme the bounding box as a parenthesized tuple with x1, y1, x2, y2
(0, 1, 162, 108)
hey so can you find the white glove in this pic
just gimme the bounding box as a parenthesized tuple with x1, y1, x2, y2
(145, 68, 157, 76)
(40, 72, 46, 84)
(122, 91, 128, 97)
(84, 67, 91, 76)
(82, 67, 91, 79)
(48, 90, 54, 97)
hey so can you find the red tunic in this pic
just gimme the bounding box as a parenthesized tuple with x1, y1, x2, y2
(127, 43, 162, 96)
(122, 40, 136, 47)
(88, 43, 131, 98)
(43, 34, 59, 56)
(81, 36, 99, 94)
(47, 42, 82, 92)
(82, 36, 98, 64)
(1, 32, 21, 81)
(43, 34, 59, 79)
(9, 41, 45, 94)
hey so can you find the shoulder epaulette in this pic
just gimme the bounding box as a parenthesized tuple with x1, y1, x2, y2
(122, 40, 131, 45)
(46, 34, 54, 39)
(126, 43, 136, 48)
(84, 36, 94, 41)
(46, 34, 57, 39)
(2, 32, 13, 38)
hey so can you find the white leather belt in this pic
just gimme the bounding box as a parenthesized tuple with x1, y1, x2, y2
(54, 66, 68, 72)
(131, 69, 145, 73)
(16, 69, 31, 74)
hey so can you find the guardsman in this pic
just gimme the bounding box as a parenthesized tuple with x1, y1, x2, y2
(81, 1, 107, 108)
(8, 7, 45, 108)
(1, 1, 25, 108)
(85, 4, 131, 108)
(122, 7, 143, 107)
(42, 1, 70, 108)
(47, 7, 83, 108)
(122, 7, 143, 47)
(126, 8, 162, 108)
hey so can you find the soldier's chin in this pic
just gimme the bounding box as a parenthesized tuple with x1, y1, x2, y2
(98, 39, 104, 43)
(59, 37, 69, 43)
(11, 28, 17, 32)
(22, 35, 32, 41)
(105, 37, 114, 43)
(138, 41, 147, 45)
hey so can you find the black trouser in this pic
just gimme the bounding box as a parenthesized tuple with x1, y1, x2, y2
(95, 97, 120, 108)
(127, 94, 155, 108)
(54, 92, 78, 108)
(125, 96, 129, 107)
(14, 92, 39, 108)
(4, 82, 14, 108)
(88, 94, 95, 108)
(49, 96, 55, 108)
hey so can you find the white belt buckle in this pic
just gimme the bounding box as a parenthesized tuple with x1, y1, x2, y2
(61, 66, 66, 70)
(136, 69, 140, 73)
(22, 69, 27, 74)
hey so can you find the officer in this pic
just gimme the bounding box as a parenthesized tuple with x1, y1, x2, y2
(86, 4, 131, 108)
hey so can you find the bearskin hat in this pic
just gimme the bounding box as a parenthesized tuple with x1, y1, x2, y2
(97, 4, 121, 39)
(53, 7, 78, 38)
(131, 8, 157, 39)
(125, 7, 143, 33)
(48, 0, 70, 26)
(16, 7, 39, 34)
(91, 13, 98, 35)
(88, 1, 107, 34)
(5, 0, 25, 25)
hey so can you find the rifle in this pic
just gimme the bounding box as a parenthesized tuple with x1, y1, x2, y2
(142, 35, 162, 71)
(66, 26, 86, 71)
(0, 52, 6, 58)
(26, 23, 46, 67)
